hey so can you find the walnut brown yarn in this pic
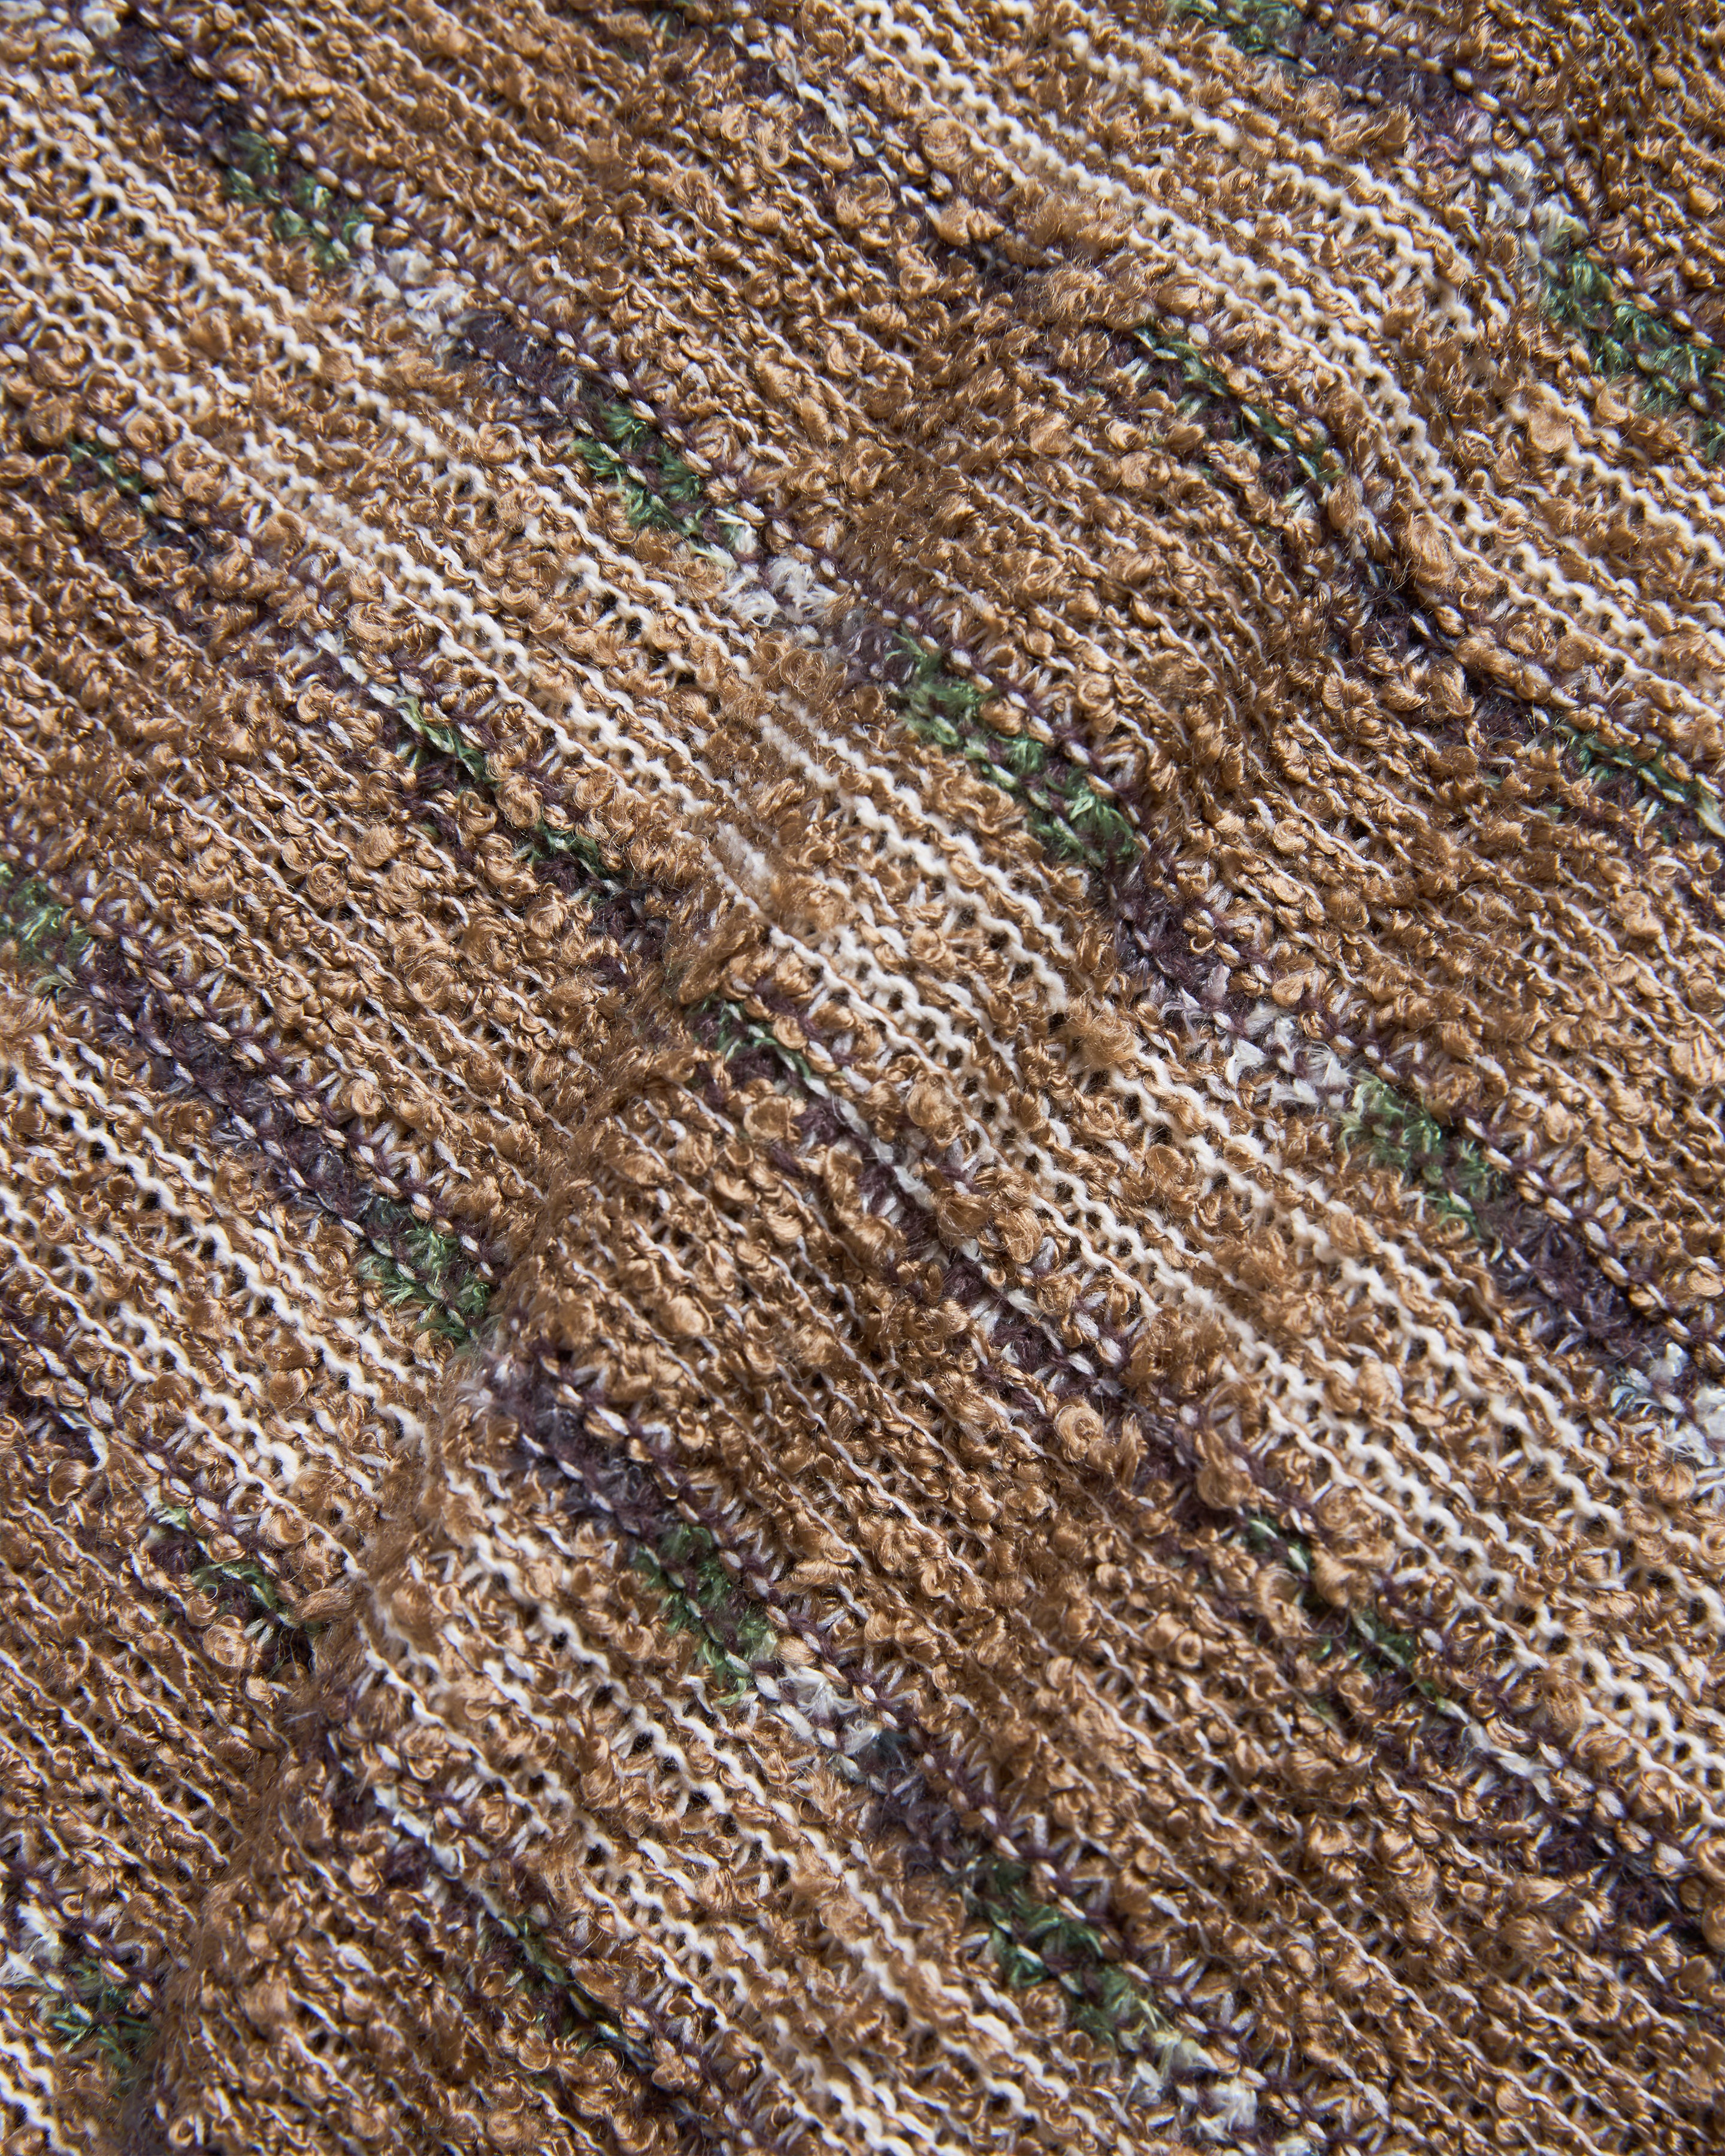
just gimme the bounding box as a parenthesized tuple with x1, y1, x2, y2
(2, 1, 1724, 2152)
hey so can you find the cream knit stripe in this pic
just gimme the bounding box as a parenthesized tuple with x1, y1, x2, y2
(260, 443, 1101, 1086)
(489, 1335, 1275, 2026)
(1, 1604, 608, 2156)
(134, 758, 560, 1182)
(738, 901, 1706, 1624)
(172, 1979, 388, 2154)
(414, 1427, 1157, 2133)
(60, 0, 1716, 1147)
(0, 1204, 394, 1583)
(495, 1427, 1375, 2147)
(1258, 698, 1725, 1074)
(341, 1636, 957, 2156)
(0, 2040, 68, 2153)
(336, 1476, 966, 2155)
(0, 1639, 228, 1871)
(661, 894, 1725, 1788)
(352, 1779, 849, 2156)
(595, 556, 1725, 1552)
(492, 1299, 1637, 2156)
(763, 750, 1708, 1492)
(4, 1040, 428, 1474)
(0, 1531, 299, 2065)
(858, 67, 1725, 771)
(0, 587, 576, 1206)
(0, 204, 1147, 1207)
(0, 1500, 263, 1873)
(0, 793, 519, 1285)
(7, 25, 1716, 2147)
(0, 1689, 220, 1928)
(544, 1249, 1685, 2126)
(613, 1131, 1548, 1791)
(756, 333, 1725, 1110)
(1248, 889, 1725, 1280)
(0, 448, 612, 1121)
(1, 322, 736, 893)
(0, 1759, 202, 1995)
(2, 1446, 268, 1707)
(1058, 2, 1497, 287)
(689, 1021, 1725, 1801)
(13, 323, 1596, 1664)
(0, 444, 609, 1061)
(426, 1586, 1138, 2156)
(22, 74, 771, 691)
(334, 48, 1375, 743)
(1073, 0, 1725, 516)
(140, 1762, 620, 2154)
(1450, 0, 1725, 220)
(875, 0, 1526, 470)
(519, 1276, 1639, 2139)
(64, 0, 1725, 780)
(71, 16, 1351, 755)
(13, 655, 1708, 1802)
(480, 1555, 1115, 2143)
(468, 1509, 1146, 2134)
(189, 21, 1725, 1164)
(563, 1093, 1721, 2040)
(843, 10, 1468, 472)
(837, 0, 1723, 749)
(276, 1701, 776, 2156)
(10, 336, 1708, 1380)
(243, 436, 1087, 1024)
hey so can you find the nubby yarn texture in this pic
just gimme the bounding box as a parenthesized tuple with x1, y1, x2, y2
(2, 1, 1725, 2151)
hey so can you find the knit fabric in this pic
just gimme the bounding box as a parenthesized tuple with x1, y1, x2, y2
(1, 1, 1723, 2151)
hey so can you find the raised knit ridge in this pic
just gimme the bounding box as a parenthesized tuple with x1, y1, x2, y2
(2, 1, 1724, 2151)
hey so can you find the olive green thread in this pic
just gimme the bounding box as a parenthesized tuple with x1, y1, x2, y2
(1544, 230, 1725, 456)
(634, 1521, 776, 1703)
(890, 636, 1138, 873)
(220, 130, 369, 273)
(0, 862, 92, 996)
(354, 1207, 493, 1345)
(1170, 0, 1322, 75)
(1339, 1076, 1499, 1228)
(958, 1855, 1177, 2054)
(482, 1910, 655, 2074)
(631, 1513, 1183, 2049)
(392, 694, 618, 886)
(38, 1961, 153, 2090)
(1239, 1512, 1459, 1715)
(695, 994, 818, 1085)
(1, 852, 495, 1344)
(572, 404, 707, 540)
(1543, 717, 1725, 843)
(146, 1506, 316, 1673)
(1126, 329, 1342, 495)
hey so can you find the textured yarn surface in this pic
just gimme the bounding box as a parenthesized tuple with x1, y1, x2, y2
(3, 1, 1725, 2151)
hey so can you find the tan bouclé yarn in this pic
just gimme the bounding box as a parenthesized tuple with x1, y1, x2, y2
(2, 2, 1724, 2151)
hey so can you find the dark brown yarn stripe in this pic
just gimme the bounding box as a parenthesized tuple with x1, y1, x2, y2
(10, 397, 1696, 1415)
(1, 437, 663, 964)
(6, 5, 1724, 2151)
(660, 1000, 1723, 1942)
(0, 1340, 740, 2156)
(479, 1027, 1723, 2127)
(7, 383, 1699, 1906)
(116, 1747, 748, 2156)
(92, 0, 1725, 1377)
(492, 1342, 1279, 2106)
(0, 845, 502, 1320)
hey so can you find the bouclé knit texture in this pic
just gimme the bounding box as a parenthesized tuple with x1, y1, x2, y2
(2, 2, 1724, 2152)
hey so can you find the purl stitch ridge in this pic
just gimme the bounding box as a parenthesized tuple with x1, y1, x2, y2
(2, 1, 1724, 2151)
